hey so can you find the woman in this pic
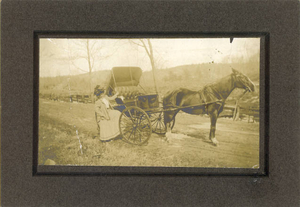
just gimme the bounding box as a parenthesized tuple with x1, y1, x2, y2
(94, 85, 121, 141)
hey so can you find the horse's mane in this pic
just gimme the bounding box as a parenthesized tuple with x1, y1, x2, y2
(202, 73, 233, 89)
(163, 73, 234, 108)
(170, 73, 233, 94)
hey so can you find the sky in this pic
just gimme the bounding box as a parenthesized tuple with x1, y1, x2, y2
(40, 37, 260, 77)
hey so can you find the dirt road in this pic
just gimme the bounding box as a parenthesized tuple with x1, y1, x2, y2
(39, 99, 259, 168)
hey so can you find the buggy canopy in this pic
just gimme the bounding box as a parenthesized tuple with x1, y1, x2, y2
(108, 67, 143, 89)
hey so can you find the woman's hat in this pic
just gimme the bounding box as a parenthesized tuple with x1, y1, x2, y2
(94, 85, 105, 96)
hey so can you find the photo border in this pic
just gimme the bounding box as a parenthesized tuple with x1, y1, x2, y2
(2, 1, 299, 206)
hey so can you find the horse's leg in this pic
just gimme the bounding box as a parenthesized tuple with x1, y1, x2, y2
(164, 110, 178, 140)
(165, 122, 172, 139)
(209, 108, 219, 146)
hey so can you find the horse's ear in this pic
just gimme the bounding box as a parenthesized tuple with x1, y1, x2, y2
(232, 68, 239, 74)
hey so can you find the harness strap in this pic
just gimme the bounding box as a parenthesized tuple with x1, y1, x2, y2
(198, 90, 208, 114)
(198, 90, 207, 104)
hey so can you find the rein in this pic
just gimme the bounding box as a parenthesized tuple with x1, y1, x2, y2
(166, 100, 223, 110)
(239, 89, 248, 99)
(232, 89, 248, 120)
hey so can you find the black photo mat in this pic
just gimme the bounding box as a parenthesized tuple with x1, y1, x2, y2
(2, 1, 299, 206)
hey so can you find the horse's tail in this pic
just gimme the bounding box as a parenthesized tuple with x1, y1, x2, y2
(163, 88, 183, 109)
(162, 91, 172, 109)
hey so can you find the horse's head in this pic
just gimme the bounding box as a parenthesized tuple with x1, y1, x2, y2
(232, 69, 255, 92)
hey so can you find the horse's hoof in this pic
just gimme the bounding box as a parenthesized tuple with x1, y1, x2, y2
(161, 136, 170, 143)
(211, 138, 219, 146)
(166, 131, 172, 138)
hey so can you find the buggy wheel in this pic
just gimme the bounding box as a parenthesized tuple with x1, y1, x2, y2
(150, 112, 175, 135)
(119, 106, 152, 145)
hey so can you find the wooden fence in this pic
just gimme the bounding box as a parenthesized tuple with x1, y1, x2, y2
(40, 93, 259, 122)
(247, 106, 259, 123)
(220, 105, 259, 122)
(40, 93, 93, 104)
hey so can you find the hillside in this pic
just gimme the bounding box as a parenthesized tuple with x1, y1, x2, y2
(40, 62, 259, 96)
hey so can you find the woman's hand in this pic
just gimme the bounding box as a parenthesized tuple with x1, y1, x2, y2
(118, 95, 125, 101)
(101, 116, 110, 121)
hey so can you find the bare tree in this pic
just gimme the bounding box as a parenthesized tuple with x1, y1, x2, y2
(69, 39, 110, 102)
(129, 39, 159, 93)
(45, 39, 124, 101)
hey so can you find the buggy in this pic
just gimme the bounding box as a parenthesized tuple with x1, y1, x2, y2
(102, 66, 174, 145)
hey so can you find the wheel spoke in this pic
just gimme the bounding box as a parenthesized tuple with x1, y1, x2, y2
(121, 127, 133, 134)
(140, 122, 150, 130)
(149, 111, 167, 134)
(128, 128, 134, 140)
(134, 109, 137, 119)
(158, 121, 162, 133)
(128, 110, 135, 123)
(155, 121, 159, 132)
(122, 115, 132, 123)
(137, 114, 143, 125)
(119, 106, 152, 145)
(120, 120, 131, 128)
(137, 128, 148, 139)
(136, 128, 144, 142)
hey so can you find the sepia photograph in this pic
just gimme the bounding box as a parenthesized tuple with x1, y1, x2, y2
(39, 37, 260, 168)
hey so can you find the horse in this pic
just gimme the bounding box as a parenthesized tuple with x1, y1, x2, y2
(163, 68, 256, 146)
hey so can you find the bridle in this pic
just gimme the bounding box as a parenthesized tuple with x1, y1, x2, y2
(232, 72, 252, 93)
